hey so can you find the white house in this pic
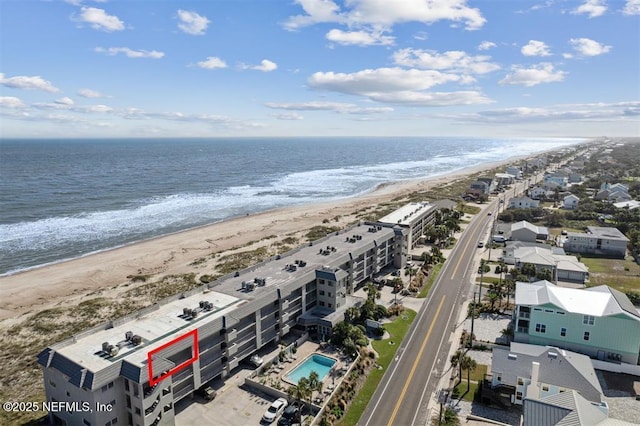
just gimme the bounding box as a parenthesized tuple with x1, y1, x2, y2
(510, 221, 549, 243)
(512, 246, 589, 284)
(563, 226, 629, 258)
(508, 197, 540, 210)
(529, 186, 554, 200)
(543, 175, 568, 189)
(506, 166, 523, 179)
(563, 194, 580, 210)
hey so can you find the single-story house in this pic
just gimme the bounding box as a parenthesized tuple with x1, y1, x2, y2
(510, 221, 548, 242)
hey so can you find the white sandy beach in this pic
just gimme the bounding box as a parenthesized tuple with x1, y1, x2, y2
(0, 155, 539, 322)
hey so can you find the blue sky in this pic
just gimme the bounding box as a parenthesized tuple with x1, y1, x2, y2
(1, 0, 638, 138)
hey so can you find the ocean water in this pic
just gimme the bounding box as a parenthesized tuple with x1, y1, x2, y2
(0, 137, 583, 275)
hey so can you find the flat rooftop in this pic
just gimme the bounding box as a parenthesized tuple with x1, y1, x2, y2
(378, 202, 434, 226)
(57, 290, 241, 371)
(54, 223, 396, 370)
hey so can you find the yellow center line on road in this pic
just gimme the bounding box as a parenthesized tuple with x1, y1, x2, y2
(386, 295, 447, 426)
(451, 231, 474, 278)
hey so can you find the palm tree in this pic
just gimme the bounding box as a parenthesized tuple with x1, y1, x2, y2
(287, 377, 311, 423)
(460, 354, 477, 392)
(307, 371, 322, 402)
(450, 350, 464, 382)
(345, 306, 360, 323)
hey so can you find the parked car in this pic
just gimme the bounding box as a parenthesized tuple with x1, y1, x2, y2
(249, 353, 263, 367)
(197, 386, 216, 401)
(277, 404, 299, 426)
(477, 241, 484, 248)
(263, 398, 288, 423)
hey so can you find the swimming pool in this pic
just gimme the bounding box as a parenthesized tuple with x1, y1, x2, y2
(283, 354, 337, 385)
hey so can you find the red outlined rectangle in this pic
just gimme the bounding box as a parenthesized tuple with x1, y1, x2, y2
(148, 329, 199, 386)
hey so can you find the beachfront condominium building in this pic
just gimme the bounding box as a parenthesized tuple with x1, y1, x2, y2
(377, 201, 438, 251)
(563, 226, 629, 258)
(37, 222, 407, 426)
(513, 280, 640, 365)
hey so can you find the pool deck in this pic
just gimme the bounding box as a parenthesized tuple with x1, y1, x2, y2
(254, 341, 354, 405)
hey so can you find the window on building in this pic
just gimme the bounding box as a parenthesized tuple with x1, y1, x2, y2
(319, 279, 325, 284)
(583, 315, 595, 326)
(135, 407, 141, 415)
(108, 382, 114, 389)
(328, 281, 334, 287)
(319, 301, 325, 307)
(560, 328, 566, 337)
(535, 323, 546, 333)
(542, 385, 549, 391)
(49, 380, 56, 388)
(133, 385, 139, 397)
(584, 331, 590, 341)
(517, 377, 524, 385)
(126, 395, 131, 409)
(328, 292, 332, 297)
(319, 290, 325, 296)
(124, 379, 129, 392)
(328, 303, 332, 308)
(516, 391, 523, 400)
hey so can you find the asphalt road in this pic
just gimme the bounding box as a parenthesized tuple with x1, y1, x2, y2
(358, 180, 531, 426)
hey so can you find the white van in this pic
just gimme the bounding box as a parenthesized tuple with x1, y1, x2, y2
(492, 235, 506, 243)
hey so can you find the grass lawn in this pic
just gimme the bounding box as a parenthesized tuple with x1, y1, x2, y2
(338, 309, 417, 426)
(452, 380, 479, 402)
(475, 276, 501, 285)
(581, 257, 640, 292)
(463, 364, 487, 382)
(419, 263, 443, 298)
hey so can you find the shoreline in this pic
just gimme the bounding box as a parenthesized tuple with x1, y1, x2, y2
(0, 148, 574, 322)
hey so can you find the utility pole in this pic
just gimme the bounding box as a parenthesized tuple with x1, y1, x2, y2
(470, 291, 477, 350)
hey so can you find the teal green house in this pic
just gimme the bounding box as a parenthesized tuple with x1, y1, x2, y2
(513, 280, 640, 365)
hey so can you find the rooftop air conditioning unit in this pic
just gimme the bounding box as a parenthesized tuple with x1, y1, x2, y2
(102, 342, 110, 352)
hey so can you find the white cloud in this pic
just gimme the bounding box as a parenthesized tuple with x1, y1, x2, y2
(284, 0, 486, 31)
(326, 29, 394, 46)
(308, 67, 463, 95)
(0, 73, 59, 92)
(568, 38, 611, 56)
(95, 47, 165, 59)
(499, 63, 567, 87)
(241, 59, 278, 72)
(177, 10, 210, 35)
(623, 0, 640, 15)
(443, 101, 640, 123)
(265, 101, 393, 114)
(76, 7, 125, 32)
(78, 88, 104, 98)
(370, 90, 492, 106)
(196, 56, 228, 69)
(55, 97, 74, 105)
(392, 48, 500, 74)
(478, 41, 496, 51)
(572, 0, 607, 18)
(0, 96, 26, 108)
(274, 112, 304, 120)
(307, 67, 492, 106)
(521, 40, 551, 57)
